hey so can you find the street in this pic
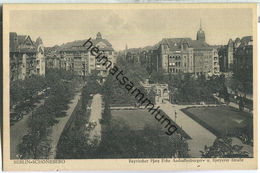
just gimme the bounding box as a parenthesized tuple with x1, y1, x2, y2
(10, 99, 45, 159)
(213, 95, 252, 113)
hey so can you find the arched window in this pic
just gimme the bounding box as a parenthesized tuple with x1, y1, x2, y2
(163, 88, 168, 97)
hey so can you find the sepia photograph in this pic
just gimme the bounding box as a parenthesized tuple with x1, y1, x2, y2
(2, 3, 257, 171)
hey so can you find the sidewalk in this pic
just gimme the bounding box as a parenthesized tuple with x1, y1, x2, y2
(158, 101, 217, 157)
(88, 94, 103, 145)
(48, 91, 81, 159)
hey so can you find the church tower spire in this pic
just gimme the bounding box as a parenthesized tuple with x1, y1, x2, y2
(196, 20, 205, 42)
(96, 32, 102, 40)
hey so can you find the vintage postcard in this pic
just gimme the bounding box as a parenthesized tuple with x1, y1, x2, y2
(2, 3, 258, 171)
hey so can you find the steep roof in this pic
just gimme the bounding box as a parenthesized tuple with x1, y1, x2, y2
(58, 40, 86, 51)
(17, 35, 27, 45)
(142, 45, 154, 51)
(240, 36, 253, 47)
(9, 32, 36, 53)
(153, 37, 212, 51)
(188, 40, 210, 49)
(59, 37, 114, 52)
(162, 38, 192, 51)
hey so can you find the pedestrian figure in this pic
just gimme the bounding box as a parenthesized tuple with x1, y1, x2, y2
(174, 110, 177, 122)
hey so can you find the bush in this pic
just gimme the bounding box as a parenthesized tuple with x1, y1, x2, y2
(201, 137, 250, 158)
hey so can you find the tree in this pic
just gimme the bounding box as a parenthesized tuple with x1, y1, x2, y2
(56, 129, 98, 159)
(82, 85, 90, 110)
(147, 87, 156, 104)
(102, 100, 111, 124)
(221, 85, 230, 104)
(150, 70, 164, 83)
(232, 66, 253, 97)
(201, 137, 249, 158)
(239, 96, 244, 111)
(102, 75, 113, 98)
(16, 68, 81, 159)
(95, 122, 189, 158)
(18, 129, 42, 159)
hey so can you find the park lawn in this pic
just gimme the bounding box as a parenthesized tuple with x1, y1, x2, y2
(111, 109, 161, 131)
(182, 106, 252, 137)
(111, 109, 191, 139)
(98, 109, 190, 158)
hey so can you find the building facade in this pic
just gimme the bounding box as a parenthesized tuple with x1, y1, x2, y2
(10, 32, 45, 81)
(218, 39, 234, 72)
(59, 45, 89, 76)
(35, 37, 45, 75)
(218, 36, 252, 74)
(45, 45, 61, 69)
(233, 36, 253, 83)
(125, 48, 142, 64)
(47, 32, 115, 78)
(146, 24, 219, 77)
(89, 32, 115, 77)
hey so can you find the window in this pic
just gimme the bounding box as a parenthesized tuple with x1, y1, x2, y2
(74, 56, 81, 59)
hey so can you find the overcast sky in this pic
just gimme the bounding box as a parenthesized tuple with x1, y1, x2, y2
(10, 8, 252, 50)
